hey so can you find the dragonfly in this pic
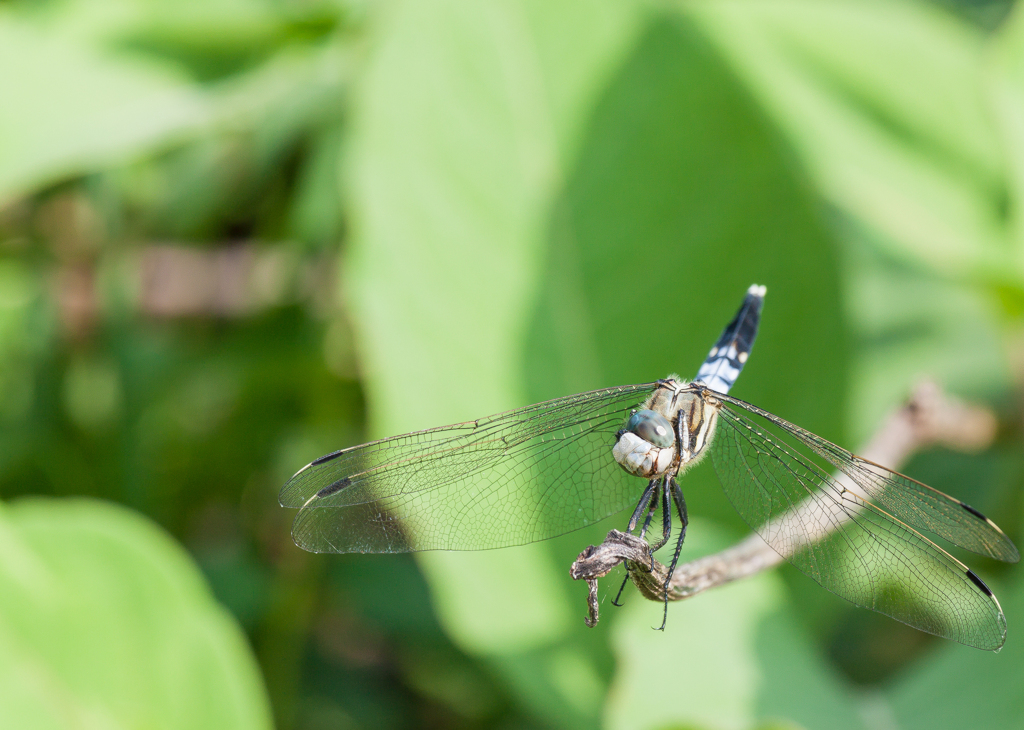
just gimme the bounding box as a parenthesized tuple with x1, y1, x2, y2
(281, 285, 1019, 650)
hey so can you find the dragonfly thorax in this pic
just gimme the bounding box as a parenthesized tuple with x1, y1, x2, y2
(612, 379, 720, 479)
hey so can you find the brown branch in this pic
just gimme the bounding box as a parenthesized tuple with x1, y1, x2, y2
(52, 242, 338, 339)
(569, 380, 998, 627)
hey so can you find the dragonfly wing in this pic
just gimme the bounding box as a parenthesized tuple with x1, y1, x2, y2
(281, 384, 658, 553)
(711, 404, 1007, 650)
(716, 394, 1019, 563)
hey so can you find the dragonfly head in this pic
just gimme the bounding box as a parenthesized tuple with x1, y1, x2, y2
(612, 429, 675, 478)
(626, 409, 674, 448)
(612, 379, 720, 478)
(613, 409, 675, 478)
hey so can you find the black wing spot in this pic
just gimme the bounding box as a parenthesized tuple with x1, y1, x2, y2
(966, 569, 994, 597)
(960, 501, 989, 522)
(311, 450, 345, 467)
(315, 476, 352, 500)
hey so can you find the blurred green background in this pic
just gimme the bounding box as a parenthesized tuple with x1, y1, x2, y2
(2, 0, 1024, 728)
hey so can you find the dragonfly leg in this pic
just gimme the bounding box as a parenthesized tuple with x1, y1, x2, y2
(611, 570, 631, 607)
(671, 477, 688, 546)
(614, 479, 660, 607)
(636, 479, 664, 569)
(633, 479, 669, 572)
(627, 479, 658, 533)
(636, 484, 661, 540)
(647, 477, 672, 553)
(656, 477, 689, 631)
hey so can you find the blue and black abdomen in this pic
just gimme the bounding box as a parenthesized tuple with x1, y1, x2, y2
(694, 284, 765, 394)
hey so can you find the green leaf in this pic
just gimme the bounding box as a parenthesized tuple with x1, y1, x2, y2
(0, 6, 350, 207)
(606, 520, 865, 730)
(347, 0, 646, 429)
(842, 239, 1008, 442)
(0, 497, 272, 730)
(884, 571, 1024, 728)
(989, 3, 1024, 274)
(416, 547, 572, 654)
(0, 15, 209, 203)
(346, 2, 847, 726)
(526, 12, 848, 529)
(690, 0, 1014, 286)
(345, 0, 647, 724)
(347, 0, 646, 635)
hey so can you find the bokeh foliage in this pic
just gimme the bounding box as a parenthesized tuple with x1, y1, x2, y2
(1, 0, 1024, 728)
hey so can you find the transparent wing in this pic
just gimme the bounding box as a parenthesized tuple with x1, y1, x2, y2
(711, 403, 1007, 650)
(280, 383, 658, 553)
(717, 393, 1018, 563)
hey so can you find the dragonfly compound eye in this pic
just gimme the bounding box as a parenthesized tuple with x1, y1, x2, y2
(626, 409, 674, 448)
